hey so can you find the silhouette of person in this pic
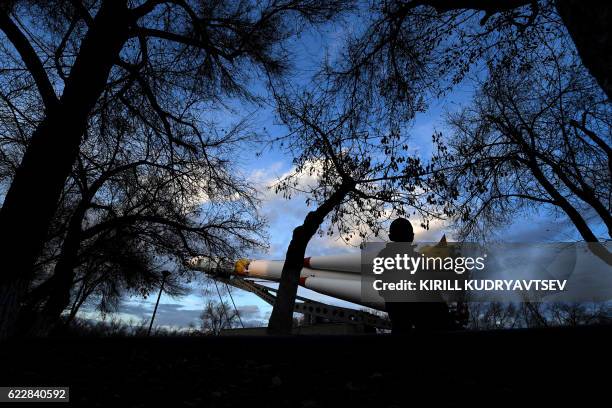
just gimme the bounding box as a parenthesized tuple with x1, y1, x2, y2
(377, 218, 452, 334)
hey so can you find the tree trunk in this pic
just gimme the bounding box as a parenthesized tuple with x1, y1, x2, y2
(556, 0, 612, 100)
(507, 125, 612, 265)
(0, 1, 131, 340)
(15, 191, 93, 336)
(429, 1, 612, 100)
(527, 157, 612, 266)
(27, 213, 85, 336)
(267, 182, 354, 334)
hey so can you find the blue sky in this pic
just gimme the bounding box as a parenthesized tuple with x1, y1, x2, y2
(80, 17, 609, 331)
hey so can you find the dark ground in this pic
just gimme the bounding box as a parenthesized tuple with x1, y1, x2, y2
(2, 325, 611, 407)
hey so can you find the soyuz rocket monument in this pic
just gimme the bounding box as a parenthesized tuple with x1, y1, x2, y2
(187, 237, 454, 311)
(190, 238, 612, 331)
(187, 237, 474, 329)
(189, 252, 385, 310)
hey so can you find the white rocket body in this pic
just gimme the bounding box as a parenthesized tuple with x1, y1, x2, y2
(248, 258, 379, 307)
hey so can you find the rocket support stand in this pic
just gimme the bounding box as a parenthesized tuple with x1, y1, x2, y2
(217, 276, 392, 331)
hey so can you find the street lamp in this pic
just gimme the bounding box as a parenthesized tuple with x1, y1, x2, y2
(148, 270, 171, 336)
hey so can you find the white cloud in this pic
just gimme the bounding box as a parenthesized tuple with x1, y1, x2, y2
(247, 157, 455, 259)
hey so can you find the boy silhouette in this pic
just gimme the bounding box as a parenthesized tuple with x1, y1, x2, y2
(377, 218, 452, 334)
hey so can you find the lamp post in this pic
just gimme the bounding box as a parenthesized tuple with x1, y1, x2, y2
(148, 270, 171, 336)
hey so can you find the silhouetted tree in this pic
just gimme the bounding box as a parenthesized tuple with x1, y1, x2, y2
(435, 39, 611, 263)
(61, 127, 263, 331)
(62, 236, 188, 325)
(200, 299, 237, 335)
(468, 302, 519, 330)
(547, 302, 611, 326)
(0, 0, 349, 339)
(268, 0, 611, 333)
(267, 90, 456, 333)
(324, 0, 610, 126)
(4, 92, 265, 335)
(0, 64, 269, 333)
(467, 301, 611, 329)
